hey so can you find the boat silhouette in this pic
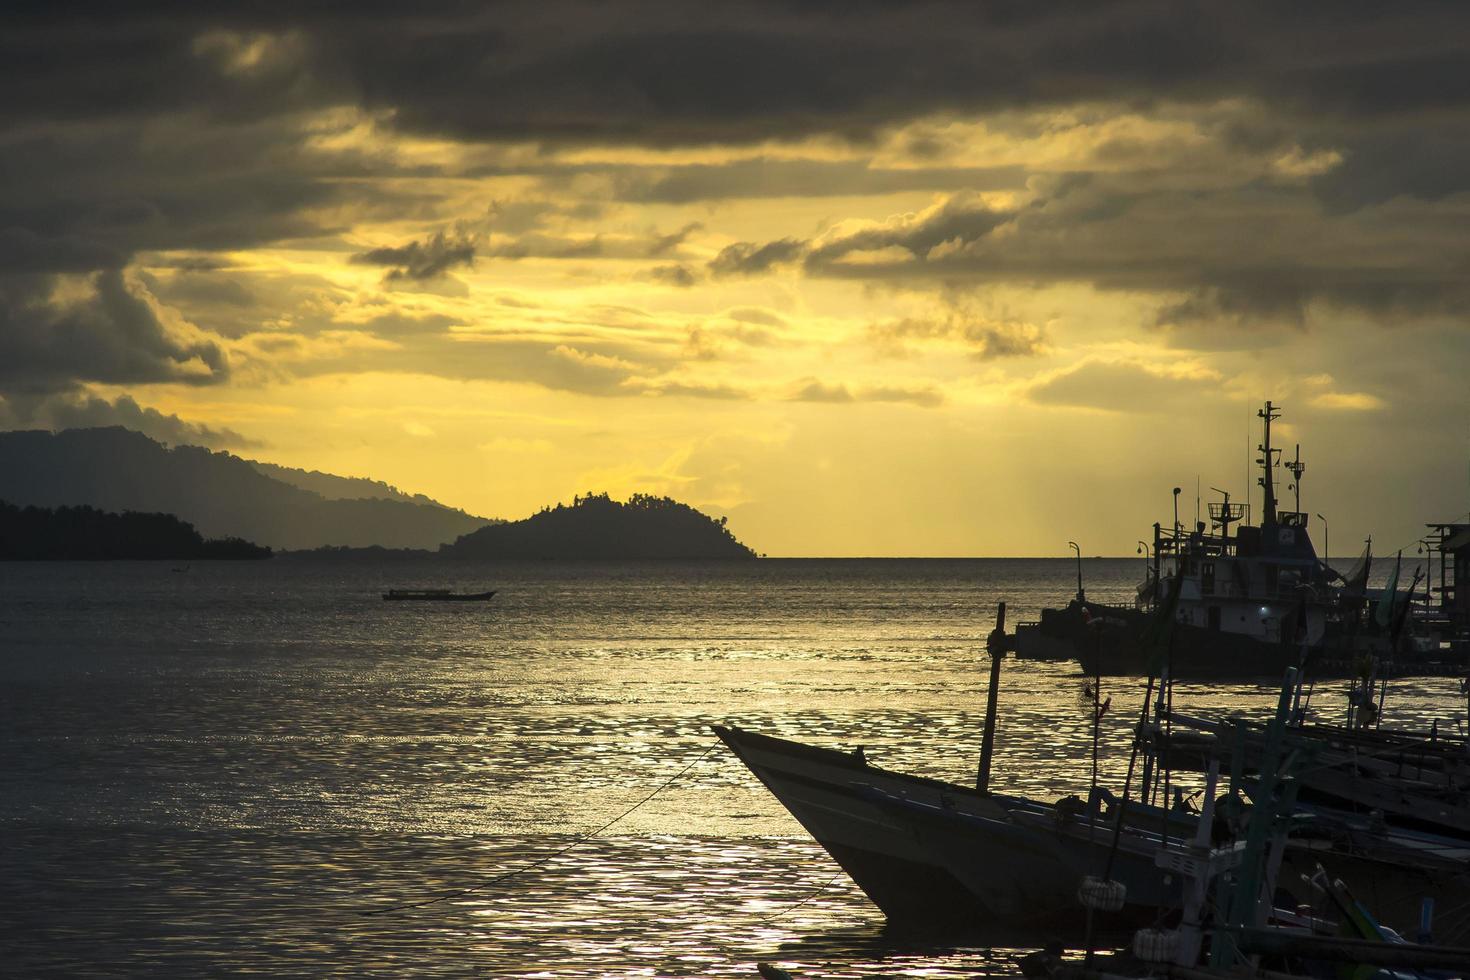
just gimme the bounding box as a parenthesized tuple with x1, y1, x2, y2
(381, 588, 496, 602)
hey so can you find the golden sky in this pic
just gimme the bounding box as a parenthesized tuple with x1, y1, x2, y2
(3, 6, 1469, 555)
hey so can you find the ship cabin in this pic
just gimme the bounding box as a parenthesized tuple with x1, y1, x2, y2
(1423, 523, 1470, 653)
(1138, 401, 1333, 647)
(1144, 506, 1331, 646)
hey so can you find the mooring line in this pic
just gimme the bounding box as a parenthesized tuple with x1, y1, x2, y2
(362, 741, 721, 916)
(752, 869, 847, 924)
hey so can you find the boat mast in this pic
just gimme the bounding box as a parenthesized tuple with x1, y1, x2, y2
(1257, 401, 1281, 525)
(1286, 443, 1305, 516)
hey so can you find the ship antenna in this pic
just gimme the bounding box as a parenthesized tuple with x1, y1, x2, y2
(1285, 443, 1306, 516)
(1257, 401, 1281, 524)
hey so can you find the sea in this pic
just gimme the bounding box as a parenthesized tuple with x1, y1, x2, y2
(1, 557, 1458, 978)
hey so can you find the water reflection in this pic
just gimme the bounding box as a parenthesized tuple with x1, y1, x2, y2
(1, 559, 1456, 976)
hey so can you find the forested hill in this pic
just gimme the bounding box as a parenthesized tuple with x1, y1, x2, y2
(440, 493, 757, 559)
(0, 501, 270, 560)
(0, 427, 492, 550)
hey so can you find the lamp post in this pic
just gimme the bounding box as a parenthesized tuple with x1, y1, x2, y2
(1173, 487, 1182, 538)
(1419, 539, 1433, 612)
(1316, 513, 1328, 570)
(1069, 540, 1084, 602)
(1138, 540, 1153, 601)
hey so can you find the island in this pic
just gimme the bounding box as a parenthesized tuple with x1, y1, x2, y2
(439, 492, 756, 559)
(0, 500, 271, 560)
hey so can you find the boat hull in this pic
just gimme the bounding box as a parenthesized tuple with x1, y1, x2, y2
(713, 725, 1175, 938)
(382, 590, 497, 601)
(1018, 601, 1459, 679)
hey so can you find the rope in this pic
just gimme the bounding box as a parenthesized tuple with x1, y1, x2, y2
(361, 741, 720, 916)
(752, 869, 846, 924)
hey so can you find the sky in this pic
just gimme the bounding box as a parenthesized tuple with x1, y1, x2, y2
(2, 2, 1469, 556)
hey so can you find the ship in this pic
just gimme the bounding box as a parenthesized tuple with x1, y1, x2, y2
(1014, 401, 1456, 678)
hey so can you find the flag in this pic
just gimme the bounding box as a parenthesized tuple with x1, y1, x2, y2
(1141, 574, 1184, 675)
(1342, 541, 1372, 595)
(1374, 551, 1401, 629)
(1390, 569, 1423, 647)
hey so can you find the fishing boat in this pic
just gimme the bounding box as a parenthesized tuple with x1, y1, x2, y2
(381, 588, 496, 601)
(712, 722, 1179, 936)
(1014, 401, 1454, 679)
(1158, 711, 1470, 841)
(716, 597, 1470, 953)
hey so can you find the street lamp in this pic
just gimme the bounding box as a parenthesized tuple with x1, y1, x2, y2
(1316, 513, 1328, 570)
(1419, 539, 1433, 611)
(1173, 487, 1182, 538)
(1069, 540, 1084, 602)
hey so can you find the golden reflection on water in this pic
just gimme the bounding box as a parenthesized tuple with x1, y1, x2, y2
(1, 559, 1457, 976)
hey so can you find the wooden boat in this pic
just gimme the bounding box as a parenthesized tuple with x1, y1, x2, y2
(381, 588, 496, 602)
(1160, 712, 1470, 841)
(712, 723, 1181, 938)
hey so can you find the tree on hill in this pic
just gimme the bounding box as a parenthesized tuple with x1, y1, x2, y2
(0, 500, 271, 560)
(441, 492, 755, 559)
(0, 427, 493, 550)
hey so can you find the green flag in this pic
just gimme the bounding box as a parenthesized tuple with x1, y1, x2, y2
(1374, 551, 1401, 629)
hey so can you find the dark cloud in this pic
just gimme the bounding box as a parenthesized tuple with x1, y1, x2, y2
(702, 179, 1470, 330)
(869, 315, 1047, 360)
(646, 221, 703, 256)
(1, 1, 1468, 402)
(352, 230, 477, 280)
(24, 393, 259, 449)
(646, 264, 699, 288)
(619, 159, 1027, 203)
(806, 195, 1015, 270)
(0, 4, 1464, 147)
(0, 270, 229, 396)
(149, 270, 257, 310)
(708, 238, 806, 277)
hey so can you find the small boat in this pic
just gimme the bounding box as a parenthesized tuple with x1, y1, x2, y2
(381, 588, 496, 602)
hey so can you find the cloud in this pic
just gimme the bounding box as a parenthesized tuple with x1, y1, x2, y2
(352, 230, 477, 281)
(360, 311, 463, 335)
(1311, 391, 1385, 412)
(0, 270, 229, 396)
(0, 392, 257, 449)
(806, 194, 1015, 270)
(869, 313, 1046, 360)
(645, 263, 699, 288)
(788, 378, 944, 407)
(708, 238, 806, 277)
(1028, 360, 1219, 413)
(625, 379, 753, 400)
(646, 221, 703, 256)
(619, 158, 1027, 203)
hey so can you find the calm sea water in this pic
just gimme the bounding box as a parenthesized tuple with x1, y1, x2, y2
(2, 558, 1460, 978)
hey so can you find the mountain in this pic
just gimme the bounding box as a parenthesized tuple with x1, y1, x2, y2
(0, 428, 493, 551)
(0, 500, 270, 560)
(250, 460, 470, 511)
(440, 492, 756, 559)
